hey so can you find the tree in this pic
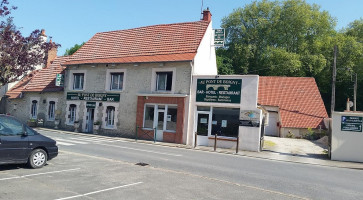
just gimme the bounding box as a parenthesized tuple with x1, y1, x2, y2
(0, 0, 58, 86)
(218, 0, 363, 112)
(220, 0, 336, 77)
(64, 42, 84, 56)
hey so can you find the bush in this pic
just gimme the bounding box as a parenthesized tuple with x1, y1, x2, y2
(286, 130, 294, 138)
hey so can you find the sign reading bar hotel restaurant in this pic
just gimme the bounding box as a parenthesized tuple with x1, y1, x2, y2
(67, 92, 120, 102)
(196, 79, 242, 104)
(341, 116, 363, 132)
(214, 29, 225, 47)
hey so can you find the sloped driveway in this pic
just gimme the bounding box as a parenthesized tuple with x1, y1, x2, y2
(263, 136, 329, 159)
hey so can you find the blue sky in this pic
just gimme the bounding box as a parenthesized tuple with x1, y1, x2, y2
(10, 0, 363, 55)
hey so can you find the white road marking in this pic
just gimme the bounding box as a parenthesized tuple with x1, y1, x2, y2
(99, 143, 182, 157)
(56, 141, 75, 146)
(0, 168, 81, 181)
(54, 138, 88, 144)
(70, 137, 115, 143)
(54, 182, 143, 200)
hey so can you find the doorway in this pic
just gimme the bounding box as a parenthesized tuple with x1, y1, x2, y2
(85, 108, 94, 133)
(196, 111, 211, 146)
(155, 108, 165, 141)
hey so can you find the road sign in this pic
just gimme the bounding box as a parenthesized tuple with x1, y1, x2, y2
(214, 29, 225, 47)
(341, 116, 362, 132)
(55, 74, 64, 87)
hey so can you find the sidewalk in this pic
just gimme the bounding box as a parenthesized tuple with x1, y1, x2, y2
(37, 127, 363, 170)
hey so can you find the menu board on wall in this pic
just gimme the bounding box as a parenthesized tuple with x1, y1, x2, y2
(196, 79, 242, 104)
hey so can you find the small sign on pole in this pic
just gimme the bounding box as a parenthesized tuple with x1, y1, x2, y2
(55, 74, 64, 87)
(214, 29, 225, 47)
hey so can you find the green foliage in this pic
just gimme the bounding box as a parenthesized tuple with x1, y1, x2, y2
(218, 0, 363, 112)
(286, 130, 294, 138)
(64, 42, 85, 56)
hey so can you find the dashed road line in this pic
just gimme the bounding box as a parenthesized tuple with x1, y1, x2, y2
(98, 143, 183, 157)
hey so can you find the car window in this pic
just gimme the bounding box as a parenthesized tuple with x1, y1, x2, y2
(25, 126, 36, 136)
(0, 116, 24, 136)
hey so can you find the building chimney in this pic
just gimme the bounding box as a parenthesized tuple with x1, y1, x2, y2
(41, 29, 46, 36)
(202, 7, 212, 22)
(46, 40, 57, 68)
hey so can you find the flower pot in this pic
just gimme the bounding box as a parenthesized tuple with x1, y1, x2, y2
(74, 122, 80, 132)
(93, 124, 100, 134)
(54, 119, 60, 129)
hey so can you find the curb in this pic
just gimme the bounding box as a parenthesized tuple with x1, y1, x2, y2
(36, 127, 363, 170)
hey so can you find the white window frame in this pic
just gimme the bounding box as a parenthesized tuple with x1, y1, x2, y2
(65, 101, 81, 125)
(106, 106, 115, 127)
(105, 68, 127, 92)
(142, 104, 177, 132)
(68, 70, 87, 91)
(46, 98, 58, 121)
(29, 97, 40, 119)
(102, 102, 119, 129)
(151, 68, 176, 93)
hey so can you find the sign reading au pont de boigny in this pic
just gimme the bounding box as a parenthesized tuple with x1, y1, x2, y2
(196, 79, 242, 104)
(67, 92, 120, 102)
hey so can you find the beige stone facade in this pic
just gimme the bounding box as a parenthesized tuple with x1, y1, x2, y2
(64, 62, 192, 137)
(6, 92, 65, 128)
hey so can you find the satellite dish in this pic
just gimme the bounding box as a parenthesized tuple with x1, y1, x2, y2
(349, 101, 354, 107)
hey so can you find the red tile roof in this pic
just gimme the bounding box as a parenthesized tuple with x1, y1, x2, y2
(6, 56, 69, 99)
(258, 76, 328, 129)
(65, 20, 210, 65)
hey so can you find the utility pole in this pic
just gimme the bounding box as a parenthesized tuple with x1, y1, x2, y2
(331, 45, 337, 117)
(354, 73, 357, 111)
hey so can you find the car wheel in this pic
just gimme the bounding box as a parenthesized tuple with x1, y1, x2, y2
(28, 149, 47, 169)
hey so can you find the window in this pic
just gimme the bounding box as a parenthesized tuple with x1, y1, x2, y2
(166, 106, 177, 131)
(48, 101, 55, 120)
(144, 105, 154, 129)
(0, 116, 24, 136)
(73, 73, 84, 90)
(31, 100, 38, 119)
(156, 72, 172, 91)
(143, 104, 177, 131)
(211, 107, 240, 137)
(110, 73, 124, 90)
(106, 106, 115, 127)
(69, 104, 77, 123)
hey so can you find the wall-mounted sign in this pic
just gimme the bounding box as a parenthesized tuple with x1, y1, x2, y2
(214, 29, 225, 47)
(67, 92, 120, 102)
(196, 79, 242, 104)
(55, 74, 64, 87)
(341, 116, 362, 132)
(86, 102, 96, 108)
(239, 110, 260, 127)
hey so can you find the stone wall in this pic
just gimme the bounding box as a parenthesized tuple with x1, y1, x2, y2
(6, 92, 65, 128)
(64, 62, 192, 137)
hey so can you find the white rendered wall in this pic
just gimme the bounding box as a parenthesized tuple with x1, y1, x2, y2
(187, 75, 261, 152)
(331, 112, 363, 163)
(193, 22, 217, 75)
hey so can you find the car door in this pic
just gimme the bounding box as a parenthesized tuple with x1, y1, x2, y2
(0, 116, 29, 163)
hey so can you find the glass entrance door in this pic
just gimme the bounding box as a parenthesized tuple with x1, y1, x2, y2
(196, 112, 210, 146)
(155, 109, 165, 141)
(85, 108, 94, 133)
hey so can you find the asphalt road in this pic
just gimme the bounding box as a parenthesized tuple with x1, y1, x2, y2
(1, 129, 362, 200)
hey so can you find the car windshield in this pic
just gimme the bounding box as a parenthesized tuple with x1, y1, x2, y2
(0, 116, 24, 136)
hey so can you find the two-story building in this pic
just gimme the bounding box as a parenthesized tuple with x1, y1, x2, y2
(62, 9, 217, 144)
